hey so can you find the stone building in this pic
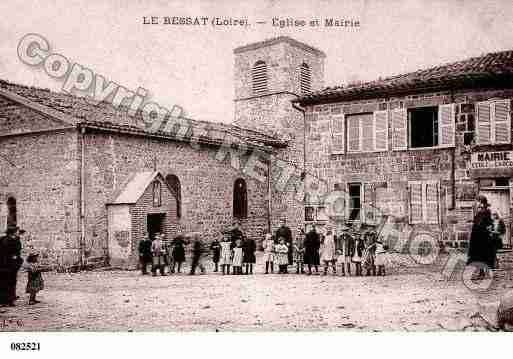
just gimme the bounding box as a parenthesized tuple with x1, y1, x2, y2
(294, 49, 513, 250)
(1, 36, 513, 267)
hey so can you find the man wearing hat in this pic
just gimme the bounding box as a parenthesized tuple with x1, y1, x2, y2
(0, 227, 23, 306)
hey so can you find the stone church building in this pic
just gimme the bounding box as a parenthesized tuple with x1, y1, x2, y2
(1, 36, 513, 267)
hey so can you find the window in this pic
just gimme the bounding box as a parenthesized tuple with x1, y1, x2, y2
(409, 181, 439, 224)
(476, 99, 511, 145)
(252, 61, 268, 96)
(152, 181, 161, 207)
(332, 110, 388, 154)
(409, 107, 438, 148)
(305, 206, 315, 221)
(348, 183, 361, 221)
(392, 104, 455, 150)
(6, 196, 16, 229)
(166, 174, 182, 218)
(233, 178, 248, 219)
(300, 63, 311, 94)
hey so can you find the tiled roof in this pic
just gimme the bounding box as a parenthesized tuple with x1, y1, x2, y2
(234, 36, 326, 58)
(297, 50, 513, 104)
(109, 171, 162, 204)
(0, 80, 287, 149)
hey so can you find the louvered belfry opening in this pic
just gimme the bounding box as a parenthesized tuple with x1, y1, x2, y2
(300, 62, 311, 94)
(252, 60, 268, 95)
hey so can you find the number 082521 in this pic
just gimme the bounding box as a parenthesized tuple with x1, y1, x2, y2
(10, 342, 40, 351)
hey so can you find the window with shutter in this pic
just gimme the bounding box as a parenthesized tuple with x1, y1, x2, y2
(347, 116, 360, 152)
(409, 181, 440, 224)
(425, 182, 439, 224)
(346, 113, 373, 153)
(476, 101, 492, 145)
(330, 114, 345, 154)
(492, 99, 511, 144)
(409, 182, 423, 224)
(392, 108, 408, 150)
(374, 110, 388, 151)
(362, 183, 376, 224)
(361, 116, 374, 152)
(438, 104, 456, 147)
(300, 63, 312, 94)
(252, 61, 268, 96)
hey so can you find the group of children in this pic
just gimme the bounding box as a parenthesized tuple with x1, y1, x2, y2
(260, 226, 389, 277)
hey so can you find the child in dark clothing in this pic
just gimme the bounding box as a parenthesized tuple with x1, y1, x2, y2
(210, 238, 221, 272)
(24, 252, 47, 305)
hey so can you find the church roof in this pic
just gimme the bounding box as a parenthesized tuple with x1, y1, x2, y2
(234, 36, 326, 58)
(109, 171, 162, 205)
(0, 80, 287, 149)
(296, 49, 513, 105)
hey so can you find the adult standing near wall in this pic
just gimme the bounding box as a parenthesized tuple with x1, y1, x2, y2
(151, 233, 167, 276)
(0, 227, 23, 306)
(275, 218, 293, 265)
(138, 234, 152, 275)
(304, 225, 320, 275)
(230, 221, 244, 248)
(467, 195, 493, 279)
(491, 210, 506, 270)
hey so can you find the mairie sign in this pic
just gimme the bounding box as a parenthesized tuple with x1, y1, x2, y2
(471, 150, 513, 169)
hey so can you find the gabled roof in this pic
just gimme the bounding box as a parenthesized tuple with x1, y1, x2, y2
(108, 171, 165, 205)
(296, 49, 513, 105)
(234, 36, 326, 58)
(0, 80, 287, 149)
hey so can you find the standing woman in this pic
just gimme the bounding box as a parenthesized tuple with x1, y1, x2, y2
(467, 195, 493, 279)
(304, 225, 320, 275)
(171, 235, 187, 274)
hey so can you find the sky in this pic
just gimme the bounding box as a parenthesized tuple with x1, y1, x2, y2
(1, 0, 513, 123)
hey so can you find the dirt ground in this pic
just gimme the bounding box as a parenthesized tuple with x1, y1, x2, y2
(1, 252, 513, 332)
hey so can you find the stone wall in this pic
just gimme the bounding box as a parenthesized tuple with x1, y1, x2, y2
(82, 129, 270, 262)
(304, 88, 513, 248)
(0, 108, 81, 267)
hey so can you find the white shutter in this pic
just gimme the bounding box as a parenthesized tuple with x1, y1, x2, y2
(476, 101, 491, 145)
(0, 202, 7, 234)
(361, 115, 374, 152)
(391, 108, 408, 150)
(374, 110, 388, 151)
(424, 182, 440, 224)
(330, 114, 345, 154)
(347, 115, 360, 152)
(492, 99, 511, 144)
(409, 181, 423, 224)
(362, 183, 375, 224)
(438, 104, 455, 147)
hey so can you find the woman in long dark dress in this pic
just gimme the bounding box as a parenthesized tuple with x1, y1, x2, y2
(467, 195, 493, 278)
(171, 235, 187, 273)
(242, 237, 256, 274)
(304, 226, 320, 275)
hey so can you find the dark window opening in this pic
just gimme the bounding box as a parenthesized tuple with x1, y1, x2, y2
(348, 183, 361, 221)
(305, 206, 315, 221)
(233, 178, 248, 219)
(147, 213, 165, 241)
(409, 107, 438, 148)
(166, 174, 182, 219)
(6, 197, 16, 229)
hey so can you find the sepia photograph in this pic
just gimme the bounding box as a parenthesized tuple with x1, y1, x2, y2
(0, 0, 513, 356)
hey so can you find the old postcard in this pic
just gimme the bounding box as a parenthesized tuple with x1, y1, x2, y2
(1, 0, 513, 355)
